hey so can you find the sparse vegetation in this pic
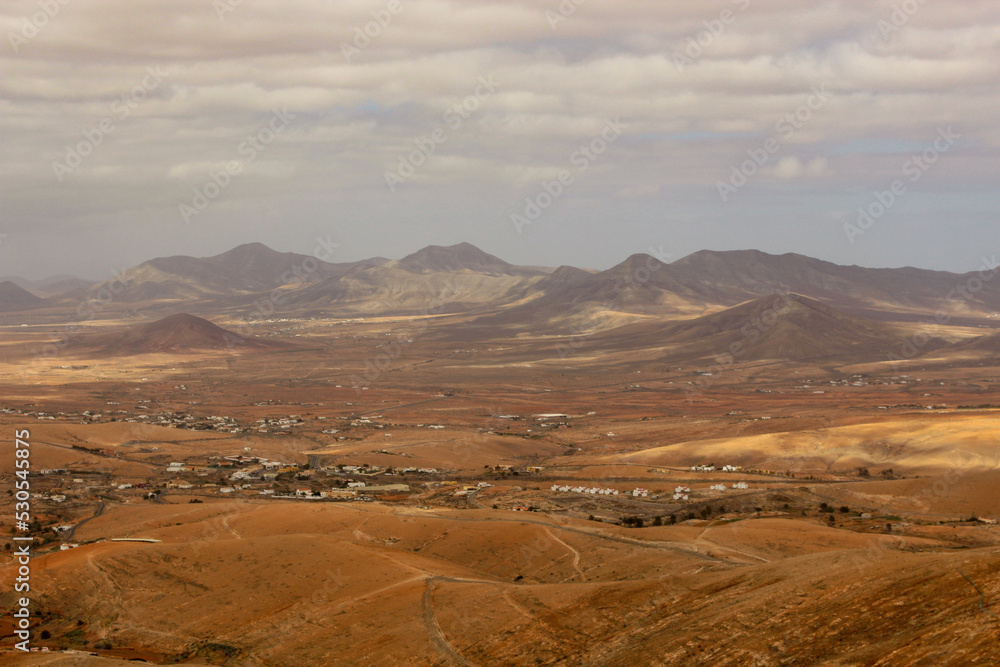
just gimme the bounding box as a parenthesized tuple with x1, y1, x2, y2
(6, 237, 1000, 665)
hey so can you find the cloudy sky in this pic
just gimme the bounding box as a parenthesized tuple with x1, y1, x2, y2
(2, 0, 998, 280)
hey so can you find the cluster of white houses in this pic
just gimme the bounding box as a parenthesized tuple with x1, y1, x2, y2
(548, 485, 652, 498)
(709, 482, 750, 491)
(254, 416, 305, 433)
(691, 464, 742, 472)
(551, 485, 621, 496)
(673, 486, 691, 500)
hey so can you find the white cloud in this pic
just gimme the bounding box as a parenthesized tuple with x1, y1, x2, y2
(0, 0, 997, 276)
(615, 184, 661, 199)
(770, 156, 829, 179)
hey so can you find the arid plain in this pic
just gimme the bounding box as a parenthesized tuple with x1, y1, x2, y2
(1, 243, 999, 665)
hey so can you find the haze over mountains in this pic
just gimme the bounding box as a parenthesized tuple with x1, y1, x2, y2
(44, 241, 996, 318)
(5, 241, 999, 365)
(0, 280, 48, 312)
(0, 275, 94, 297)
(69, 242, 389, 303)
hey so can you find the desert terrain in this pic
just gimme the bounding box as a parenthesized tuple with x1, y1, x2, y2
(1, 243, 998, 665)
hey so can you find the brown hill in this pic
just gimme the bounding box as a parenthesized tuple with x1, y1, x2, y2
(478, 249, 1000, 333)
(951, 331, 1000, 357)
(81, 243, 387, 303)
(278, 243, 547, 315)
(394, 242, 532, 276)
(468, 250, 863, 333)
(10, 500, 998, 666)
(670, 249, 1000, 316)
(533, 253, 711, 310)
(464, 254, 712, 334)
(0, 280, 47, 311)
(0, 273, 95, 297)
(75, 313, 274, 356)
(594, 293, 918, 363)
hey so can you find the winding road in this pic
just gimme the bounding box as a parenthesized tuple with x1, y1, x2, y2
(63, 501, 106, 540)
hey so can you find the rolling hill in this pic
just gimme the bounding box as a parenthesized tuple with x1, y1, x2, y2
(71, 313, 275, 356)
(482, 249, 1000, 332)
(591, 293, 920, 363)
(78, 242, 388, 303)
(278, 243, 547, 315)
(0, 274, 95, 297)
(0, 280, 47, 311)
(669, 249, 1000, 316)
(950, 331, 1000, 357)
(394, 242, 533, 276)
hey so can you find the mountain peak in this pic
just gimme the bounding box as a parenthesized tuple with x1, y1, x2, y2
(676, 248, 773, 260)
(211, 242, 281, 260)
(608, 253, 671, 272)
(663, 292, 903, 361)
(77, 313, 274, 356)
(672, 248, 838, 271)
(0, 280, 47, 312)
(396, 243, 519, 275)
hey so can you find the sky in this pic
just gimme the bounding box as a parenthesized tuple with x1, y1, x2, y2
(1, 0, 999, 280)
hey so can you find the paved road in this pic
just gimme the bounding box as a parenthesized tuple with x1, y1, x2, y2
(64, 501, 106, 540)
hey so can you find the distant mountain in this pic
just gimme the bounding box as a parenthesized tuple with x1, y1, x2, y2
(278, 243, 546, 315)
(0, 281, 47, 312)
(25, 243, 1000, 328)
(73, 313, 275, 356)
(0, 274, 96, 297)
(668, 249, 1000, 315)
(32, 277, 97, 297)
(469, 249, 1000, 333)
(464, 253, 723, 333)
(394, 242, 530, 276)
(81, 243, 387, 303)
(593, 294, 920, 363)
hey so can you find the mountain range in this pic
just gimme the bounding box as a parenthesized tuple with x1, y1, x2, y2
(46, 242, 994, 320)
(6, 242, 999, 364)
